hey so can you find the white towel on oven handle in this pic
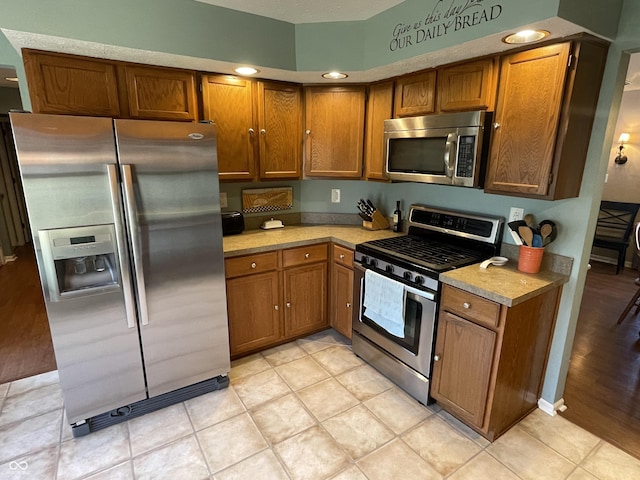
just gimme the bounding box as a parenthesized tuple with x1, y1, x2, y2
(363, 269, 406, 338)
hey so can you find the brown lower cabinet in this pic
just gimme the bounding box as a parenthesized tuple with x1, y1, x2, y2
(431, 284, 561, 441)
(330, 244, 355, 338)
(225, 244, 328, 358)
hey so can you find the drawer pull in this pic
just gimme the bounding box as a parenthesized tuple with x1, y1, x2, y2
(346, 302, 351, 308)
(339, 254, 345, 259)
(274, 305, 279, 311)
(434, 354, 441, 362)
(286, 302, 291, 308)
(463, 302, 471, 309)
(251, 262, 257, 269)
(305, 253, 310, 259)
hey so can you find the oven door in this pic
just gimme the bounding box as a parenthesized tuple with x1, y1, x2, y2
(352, 264, 437, 379)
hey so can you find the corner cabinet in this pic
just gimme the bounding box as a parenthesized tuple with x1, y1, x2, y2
(304, 86, 366, 178)
(484, 38, 608, 199)
(431, 284, 561, 441)
(364, 81, 394, 181)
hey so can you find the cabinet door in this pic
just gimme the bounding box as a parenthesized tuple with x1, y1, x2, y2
(364, 81, 394, 181)
(304, 86, 365, 178)
(394, 70, 436, 117)
(124, 65, 197, 121)
(226, 271, 281, 356)
(201, 74, 257, 181)
(438, 58, 496, 112)
(283, 262, 328, 337)
(484, 43, 570, 197)
(257, 81, 302, 179)
(331, 262, 354, 339)
(23, 49, 121, 117)
(431, 311, 496, 428)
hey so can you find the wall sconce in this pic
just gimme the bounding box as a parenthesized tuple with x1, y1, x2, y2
(614, 132, 630, 165)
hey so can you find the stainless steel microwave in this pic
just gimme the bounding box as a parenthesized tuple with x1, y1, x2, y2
(384, 110, 492, 187)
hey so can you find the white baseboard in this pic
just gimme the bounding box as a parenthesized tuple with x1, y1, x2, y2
(3, 254, 17, 263)
(538, 397, 566, 416)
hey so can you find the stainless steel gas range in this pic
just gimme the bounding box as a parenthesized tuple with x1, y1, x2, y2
(352, 204, 504, 405)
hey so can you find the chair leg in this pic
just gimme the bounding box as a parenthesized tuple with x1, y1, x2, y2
(616, 250, 625, 274)
(617, 287, 640, 324)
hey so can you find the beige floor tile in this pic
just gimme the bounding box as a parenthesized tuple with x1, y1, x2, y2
(6, 371, 59, 397)
(296, 329, 348, 355)
(230, 353, 271, 381)
(214, 449, 289, 480)
(566, 467, 600, 480)
(132, 435, 209, 480)
(185, 386, 246, 431)
(275, 356, 330, 390)
(356, 438, 441, 480)
(274, 425, 350, 480)
(0, 382, 9, 398)
(127, 403, 193, 456)
(262, 342, 308, 367)
(250, 393, 316, 445)
(0, 383, 63, 426)
(312, 345, 363, 376)
(330, 465, 368, 480)
(402, 415, 482, 476)
(486, 425, 576, 480)
(581, 442, 640, 480)
(322, 404, 394, 460)
(57, 423, 130, 480)
(85, 461, 134, 480)
(232, 368, 291, 410)
(335, 364, 394, 401)
(518, 409, 600, 463)
(437, 410, 491, 447)
(297, 378, 359, 422)
(197, 412, 268, 474)
(60, 410, 73, 442)
(364, 387, 431, 434)
(447, 452, 520, 480)
(0, 444, 58, 480)
(0, 409, 63, 464)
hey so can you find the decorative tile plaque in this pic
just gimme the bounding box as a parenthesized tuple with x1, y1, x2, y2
(242, 187, 293, 213)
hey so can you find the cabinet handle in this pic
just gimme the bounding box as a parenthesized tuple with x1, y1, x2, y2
(305, 130, 311, 136)
(274, 305, 279, 311)
(251, 262, 257, 269)
(260, 128, 266, 135)
(434, 354, 441, 362)
(286, 302, 291, 308)
(463, 302, 471, 309)
(305, 253, 310, 259)
(493, 122, 500, 130)
(346, 303, 351, 308)
(249, 128, 255, 135)
(339, 254, 345, 259)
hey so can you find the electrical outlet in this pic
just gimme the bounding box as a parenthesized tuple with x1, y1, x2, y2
(220, 192, 228, 209)
(509, 207, 524, 223)
(331, 189, 341, 203)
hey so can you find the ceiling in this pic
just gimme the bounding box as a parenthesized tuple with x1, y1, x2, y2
(193, 0, 405, 23)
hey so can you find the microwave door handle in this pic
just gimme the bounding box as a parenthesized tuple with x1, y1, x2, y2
(444, 133, 458, 178)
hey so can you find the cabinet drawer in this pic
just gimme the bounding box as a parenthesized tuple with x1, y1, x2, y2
(332, 244, 354, 268)
(441, 285, 501, 329)
(282, 243, 328, 268)
(225, 252, 278, 278)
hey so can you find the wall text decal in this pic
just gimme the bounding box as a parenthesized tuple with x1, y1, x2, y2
(389, 0, 503, 52)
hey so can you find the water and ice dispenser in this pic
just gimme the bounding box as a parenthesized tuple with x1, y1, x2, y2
(38, 224, 121, 301)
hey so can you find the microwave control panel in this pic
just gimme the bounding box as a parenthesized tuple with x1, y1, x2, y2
(456, 136, 476, 178)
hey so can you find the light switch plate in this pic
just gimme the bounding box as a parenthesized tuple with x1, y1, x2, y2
(331, 189, 341, 203)
(509, 207, 524, 223)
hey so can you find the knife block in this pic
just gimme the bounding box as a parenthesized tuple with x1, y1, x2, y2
(362, 210, 390, 231)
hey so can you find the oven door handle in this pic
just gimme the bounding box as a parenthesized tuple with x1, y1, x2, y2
(356, 264, 436, 302)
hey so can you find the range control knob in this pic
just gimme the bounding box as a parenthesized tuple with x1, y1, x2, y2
(370, 259, 378, 268)
(361, 256, 369, 265)
(403, 271, 412, 281)
(385, 265, 394, 274)
(414, 275, 424, 285)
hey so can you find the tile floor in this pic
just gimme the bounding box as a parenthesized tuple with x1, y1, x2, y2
(1, 329, 639, 480)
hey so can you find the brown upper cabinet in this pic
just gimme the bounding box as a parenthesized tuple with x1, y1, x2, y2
(364, 81, 394, 181)
(437, 58, 497, 112)
(304, 86, 366, 178)
(394, 70, 437, 117)
(23, 49, 198, 121)
(484, 37, 608, 199)
(201, 75, 303, 181)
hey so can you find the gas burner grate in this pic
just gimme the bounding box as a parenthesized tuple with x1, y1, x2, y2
(364, 236, 483, 266)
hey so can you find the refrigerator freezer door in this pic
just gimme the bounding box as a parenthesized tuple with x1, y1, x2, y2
(114, 119, 230, 397)
(10, 113, 147, 423)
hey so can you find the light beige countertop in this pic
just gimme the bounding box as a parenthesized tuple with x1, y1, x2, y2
(222, 225, 401, 257)
(440, 262, 569, 307)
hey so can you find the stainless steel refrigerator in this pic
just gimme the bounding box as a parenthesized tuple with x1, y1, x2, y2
(10, 113, 230, 436)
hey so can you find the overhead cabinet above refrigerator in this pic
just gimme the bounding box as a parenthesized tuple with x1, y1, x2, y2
(10, 113, 230, 436)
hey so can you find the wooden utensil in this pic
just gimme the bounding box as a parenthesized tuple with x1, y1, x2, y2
(540, 223, 553, 245)
(524, 213, 536, 229)
(518, 225, 533, 247)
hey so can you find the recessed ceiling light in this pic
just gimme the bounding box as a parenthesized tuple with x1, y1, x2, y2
(322, 71, 348, 80)
(4, 76, 18, 82)
(502, 29, 550, 44)
(234, 66, 259, 75)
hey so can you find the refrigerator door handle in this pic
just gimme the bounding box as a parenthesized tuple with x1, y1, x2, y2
(120, 164, 150, 327)
(107, 165, 137, 329)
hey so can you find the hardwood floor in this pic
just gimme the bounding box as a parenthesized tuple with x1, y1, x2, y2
(0, 244, 56, 384)
(560, 260, 640, 460)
